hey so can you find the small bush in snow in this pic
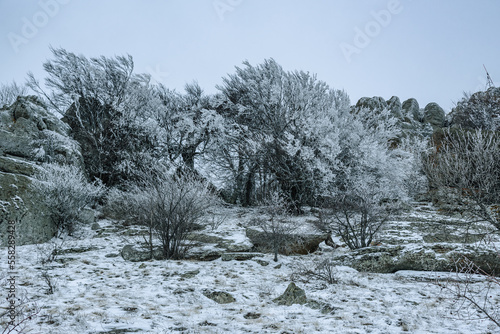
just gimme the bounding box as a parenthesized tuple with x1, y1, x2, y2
(31, 163, 104, 235)
(0, 81, 27, 107)
(114, 168, 218, 260)
(250, 192, 298, 262)
(294, 258, 339, 284)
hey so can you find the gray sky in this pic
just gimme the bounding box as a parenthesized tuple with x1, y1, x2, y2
(1, 0, 499, 112)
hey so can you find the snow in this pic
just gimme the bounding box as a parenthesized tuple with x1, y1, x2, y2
(1, 206, 500, 333)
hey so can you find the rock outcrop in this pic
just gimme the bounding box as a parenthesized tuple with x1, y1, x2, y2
(353, 96, 436, 139)
(448, 87, 500, 130)
(423, 102, 445, 129)
(0, 96, 83, 246)
(335, 244, 500, 276)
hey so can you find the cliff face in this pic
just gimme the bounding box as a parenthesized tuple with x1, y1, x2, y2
(352, 95, 444, 138)
(0, 96, 83, 246)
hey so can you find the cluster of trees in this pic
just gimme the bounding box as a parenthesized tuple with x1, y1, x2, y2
(5, 48, 500, 258)
(0, 48, 427, 255)
(4, 48, 500, 331)
(20, 48, 429, 253)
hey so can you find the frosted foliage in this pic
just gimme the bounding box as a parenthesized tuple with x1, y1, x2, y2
(31, 163, 104, 234)
(214, 58, 350, 209)
(0, 81, 27, 107)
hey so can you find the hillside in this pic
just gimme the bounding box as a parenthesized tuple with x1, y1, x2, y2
(2, 203, 499, 333)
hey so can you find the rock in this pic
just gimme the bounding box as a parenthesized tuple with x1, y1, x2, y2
(187, 232, 253, 253)
(243, 312, 261, 319)
(0, 172, 55, 246)
(273, 282, 307, 306)
(202, 290, 235, 304)
(221, 252, 262, 261)
(0, 96, 82, 165)
(354, 96, 388, 113)
(448, 87, 500, 130)
(336, 244, 500, 275)
(91, 222, 100, 230)
(402, 98, 421, 122)
(424, 103, 445, 129)
(254, 259, 269, 266)
(121, 244, 164, 262)
(352, 96, 434, 140)
(184, 250, 222, 261)
(0, 156, 41, 176)
(386, 96, 403, 118)
(306, 300, 337, 314)
(0, 96, 84, 246)
(181, 270, 200, 279)
(245, 228, 328, 255)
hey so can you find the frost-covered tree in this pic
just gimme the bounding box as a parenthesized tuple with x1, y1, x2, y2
(154, 82, 224, 172)
(213, 58, 349, 212)
(27, 47, 166, 186)
(319, 107, 425, 249)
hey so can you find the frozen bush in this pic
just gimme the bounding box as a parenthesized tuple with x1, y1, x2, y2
(115, 168, 219, 259)
(31, 163, 104, 235)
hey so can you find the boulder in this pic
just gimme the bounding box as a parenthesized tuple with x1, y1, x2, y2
(0, 171, 55, 246)
(335, 244, 500, 276)
(0, 96, 82, 165)
(352, 96, 434, 140)
(221, 252, 262, 261)
(0, 96, 84, 246)
(448, 87, 500, 130)
(202, 290, 236, 304)
(386, 96, 403, 118)
(245, 228, 328, 255)
(273, 282, 307, 306)
(354, 96, 388, 113)
(121, 244, 164, 262)
(184, 250, 222, 261)
(402, 98, 421, 122)
(424, 102, 445, 129)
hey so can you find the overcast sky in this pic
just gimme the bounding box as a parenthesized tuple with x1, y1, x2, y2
(1, 0, 499, 112)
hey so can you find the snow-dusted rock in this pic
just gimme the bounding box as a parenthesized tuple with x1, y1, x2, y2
(336, 244, 500, 275)
(202, 290, 236, 304)
(0, 96, 86, 246)
(273, 282, 307, 306)
(424, 102, 445, 129)
(121, 244, 164, 262)
(448, 87, 500, 130)
(221, 252, 262, 261)
(0, 171, 55, 246)
(402, 98, 421, 122)
(245, 227, 328, 255)
(0, 96, 82, 165)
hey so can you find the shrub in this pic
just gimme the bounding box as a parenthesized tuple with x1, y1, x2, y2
(250, 192, 297, 262)
(424, 129, 500, 230)
(0, 81, 27, 107)
(112, 168, 218, 259)
(31, 163, 104, 235)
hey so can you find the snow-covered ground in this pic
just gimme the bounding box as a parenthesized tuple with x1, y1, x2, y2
(1, 205, 500, 333)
